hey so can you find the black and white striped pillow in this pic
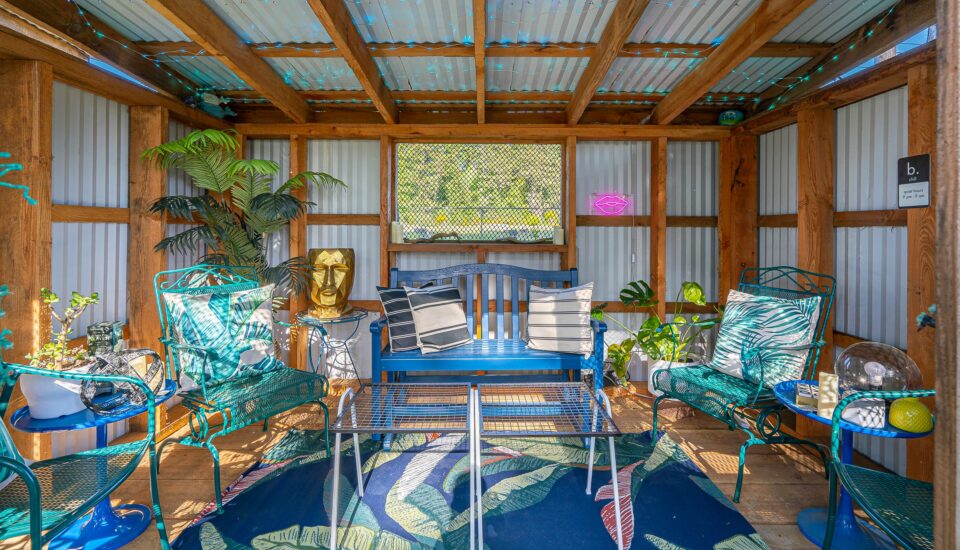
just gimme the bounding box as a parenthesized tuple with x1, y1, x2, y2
(376, 286, 421, 352)
(404, 284, 472, 354)
(526, 282, 594, 355)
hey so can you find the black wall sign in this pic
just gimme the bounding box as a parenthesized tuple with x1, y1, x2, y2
(898, 154, 930, 208)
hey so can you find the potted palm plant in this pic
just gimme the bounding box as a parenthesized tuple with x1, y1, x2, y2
(20, 289, 99, 419)
(595, 280, 721, 394)
(144, 129, 345, 298)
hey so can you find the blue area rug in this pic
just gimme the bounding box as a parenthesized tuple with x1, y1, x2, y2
(174, 431, 767, 549)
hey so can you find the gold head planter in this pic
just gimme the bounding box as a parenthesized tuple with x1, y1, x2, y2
(308, 248, 355, 318)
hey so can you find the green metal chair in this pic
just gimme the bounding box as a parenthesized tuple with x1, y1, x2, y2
(824, 389, 934, 550)
(652, 266, 836, 502)
(153, 264, 330, 512)
(0, 363, 170, 550)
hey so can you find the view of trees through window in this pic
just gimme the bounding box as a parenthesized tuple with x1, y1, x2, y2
(395, 143, 563, 243)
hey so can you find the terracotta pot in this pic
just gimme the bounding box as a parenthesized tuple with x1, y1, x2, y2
(19, 365, 89, 419)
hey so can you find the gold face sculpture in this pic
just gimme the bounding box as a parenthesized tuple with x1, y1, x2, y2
(308, 248, 355, 318)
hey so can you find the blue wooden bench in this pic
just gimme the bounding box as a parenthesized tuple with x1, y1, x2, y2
(370, 263, 606, 392)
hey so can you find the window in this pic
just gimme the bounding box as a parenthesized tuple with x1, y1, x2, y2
(395, 143, 563, 243)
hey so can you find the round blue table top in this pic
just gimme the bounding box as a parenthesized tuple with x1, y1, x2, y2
(10, 379, 178, 434)
(296, 308, 369, 327)
(773, 380, 932, 439)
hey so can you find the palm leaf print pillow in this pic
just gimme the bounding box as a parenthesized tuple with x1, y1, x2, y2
(164, 284, 281, 386)
(709, 289, 821, 388)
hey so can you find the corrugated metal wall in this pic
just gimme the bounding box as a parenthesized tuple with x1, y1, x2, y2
(307, 139, 380, 213)
(247, 139, 292, 266)
(758, 124, 799, 269)
(666, 142, 718, 301)
(49, 84, 131, 454)
(166, 120, 201, 271)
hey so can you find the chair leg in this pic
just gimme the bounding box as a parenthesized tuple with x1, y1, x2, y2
(262, 418, 269, 432)
(652, 395, 665, 440)
(155, 436, 184, 473)
(734, 438, 762, 503)
(205, 442, 224, 513)
(823, 467, 839, 550)
(149, 444, 172, 550)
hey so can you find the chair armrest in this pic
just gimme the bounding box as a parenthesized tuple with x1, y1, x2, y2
(370, 317, 388, 334)
(829, 388, 935, 459)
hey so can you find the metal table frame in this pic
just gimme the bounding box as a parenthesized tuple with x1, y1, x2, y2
(297, 309, 368, 381)
(474, 382, 624, 550)
(329, 383, 475, 550)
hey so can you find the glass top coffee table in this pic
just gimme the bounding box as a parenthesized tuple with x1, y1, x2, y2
(328, 383, 475, 550)
(474, 382, 624, 550)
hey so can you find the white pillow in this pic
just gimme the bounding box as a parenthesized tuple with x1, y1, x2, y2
(404, 284, 472, 354)
(709, 289, 822, 387)
(526, 282, 594, 355)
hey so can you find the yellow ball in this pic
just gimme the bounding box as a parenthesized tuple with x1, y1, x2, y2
(889, 397, 934, 433)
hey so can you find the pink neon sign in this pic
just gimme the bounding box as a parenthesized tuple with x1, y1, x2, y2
(592, 193, 630, 216)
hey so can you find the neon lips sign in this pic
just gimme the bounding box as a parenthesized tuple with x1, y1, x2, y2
(592, 193, 630, 216)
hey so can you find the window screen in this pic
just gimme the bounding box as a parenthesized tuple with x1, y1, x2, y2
(395, 143, 562, 243)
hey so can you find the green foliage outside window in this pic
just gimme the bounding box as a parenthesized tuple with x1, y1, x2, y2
(396, 143, 562, 243)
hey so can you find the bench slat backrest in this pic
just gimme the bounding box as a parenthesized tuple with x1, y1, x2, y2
(738, 266, 836, 380)
(391, 263, 578, 341)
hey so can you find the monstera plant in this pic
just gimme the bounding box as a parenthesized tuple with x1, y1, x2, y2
(594, 280, 721, 387)
(144, 129, 345, 296)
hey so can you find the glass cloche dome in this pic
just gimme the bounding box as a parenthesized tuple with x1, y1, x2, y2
(836, 342, 922, 391)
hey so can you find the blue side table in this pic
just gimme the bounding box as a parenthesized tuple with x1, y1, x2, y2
(10, 379, 177, 550)
(773, 380, 932, 549)
(297, 309, 368, 380)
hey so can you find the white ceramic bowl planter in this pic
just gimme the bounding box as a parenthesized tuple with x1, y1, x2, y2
(19, 364, 90, 420)
(647, 359, 694, 397)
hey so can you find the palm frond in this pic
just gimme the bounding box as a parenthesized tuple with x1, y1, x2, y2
(250, 193, 308, 222)
(142, 129, 240, 169)
(276, 171, 346, 194)
(151, 195, 202, 219)
(262, 256, 311, 295)
(229, 158, 280, 176)
(154, 225, 215, 255)
(231, 173, 274, 214)
(180, 149, 238, 194)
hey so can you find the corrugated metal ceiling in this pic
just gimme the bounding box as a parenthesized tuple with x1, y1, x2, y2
(774, 0, 900, 43)
(710, 57, 808, 93)
(487, 0, 618, 43)
(74, 0, 189, 41)
(487, 57, 587, 92)
(204, 0, 333, 43)
(630, 0, 760, 44)
(600, 57, 701, 94)
(345, 0, 473, 43)
(377, 57, 475, 91)
(163, 56, 250, 90)
(267, 58, 363, 90)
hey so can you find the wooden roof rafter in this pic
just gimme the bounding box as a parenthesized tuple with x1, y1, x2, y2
(144, 0, 311, 123)
(648, 0, 819, 125)
(566, 0, 652, 125)
(306, 0, 398, 124)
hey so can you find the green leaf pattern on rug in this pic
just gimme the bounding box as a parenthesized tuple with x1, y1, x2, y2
(689, 475, 737, 512)
(323, 467, 380, 535)
(713, 533, 771, 550)
(644, 533, 691, 550)
(251, 525, 379, 550)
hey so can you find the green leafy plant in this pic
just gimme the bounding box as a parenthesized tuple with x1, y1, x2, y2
(144, 129, 345, 297)
(594, 280, 722, 386)
(25, 288, 99, 371)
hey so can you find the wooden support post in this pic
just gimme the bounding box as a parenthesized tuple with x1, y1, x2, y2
(650, 137, 668, 319)
(127, 106, 168, 434)
(379, 136, 392, 286)
(906, 63, 937, 482)
(934, 0, 959, 544)
(564, 136, 577, 269)
(0, 60, 53, 459)
(289, 135, 308, 371)
(796, 106, 834, 436)
(718, 134, 758, 301)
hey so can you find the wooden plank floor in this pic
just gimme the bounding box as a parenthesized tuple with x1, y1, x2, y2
(7, 382, 829, 549)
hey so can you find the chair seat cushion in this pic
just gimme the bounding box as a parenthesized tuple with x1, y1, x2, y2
(652, 364, 773, 419)
(709, 289, 821, 388)
(0, 440, 146, 538)
(181, 366, 327, 422)
(381, 339, 583, 370)
(838, 464, 933, 550)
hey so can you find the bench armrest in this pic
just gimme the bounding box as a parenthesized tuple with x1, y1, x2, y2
(370, 317, 389, 334)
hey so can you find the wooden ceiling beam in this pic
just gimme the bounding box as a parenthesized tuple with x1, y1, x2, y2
(137, 40, 829, 59)
(648, 0, 818, 125)
(144, 0, 311, 122)
(306, 0, 397, 124)
(566, 0, 651, 125)
(473, 0, 485, 123)
(752, 0, 935, 111)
